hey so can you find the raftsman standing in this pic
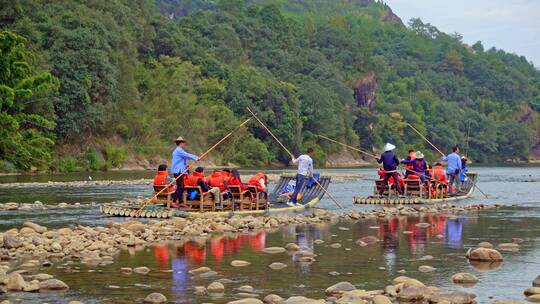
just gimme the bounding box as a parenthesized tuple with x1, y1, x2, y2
(170, 136, 198, 208)
(288, 148, 314, 207)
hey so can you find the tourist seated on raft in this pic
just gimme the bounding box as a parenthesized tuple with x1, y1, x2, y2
(248, 172, 268, 199)
(185, 167, 224, 208)
(404, 149, 416, 178)
(401, 151, 430, 183)
(153, 164, 175, 193)
(207, 169, 232, 201)
(227, 169, 247, 191)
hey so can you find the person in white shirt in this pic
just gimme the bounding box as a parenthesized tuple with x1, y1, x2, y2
(288, 148, 314, 206)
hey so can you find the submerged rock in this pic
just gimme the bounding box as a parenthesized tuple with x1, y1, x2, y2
(418, 265, 436, 273)
(466, 247, 503, 261)
(498, 243, 520, 252)
(452, 272, 479, 285)
(477, 241, 493, 248)
(144, 292, 167, 303)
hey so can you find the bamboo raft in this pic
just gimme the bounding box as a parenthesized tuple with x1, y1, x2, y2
(353, 172, 477, 205)
(100, 174, 330, 218)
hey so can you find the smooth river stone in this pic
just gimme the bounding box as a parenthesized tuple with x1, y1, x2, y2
(268, 262, 288, 270)
(231, 260, 251, 267)
(452, 272, 479, 285)
(262, 247, 286, 254)
(418, 265, 436, 273)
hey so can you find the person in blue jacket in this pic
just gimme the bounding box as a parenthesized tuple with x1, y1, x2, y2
(441, 145, 462, 194)
(460, 156, 468, 182)
(170, 136, 198, 207)
(377, 143, 403, 196)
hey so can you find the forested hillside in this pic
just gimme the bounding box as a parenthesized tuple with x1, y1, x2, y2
(1, 0, 539, 172)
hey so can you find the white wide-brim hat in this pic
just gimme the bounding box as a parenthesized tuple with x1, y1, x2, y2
(173, 136, 186, 143)
(383, 143, 396, 152)
(415, 151, 425, 159)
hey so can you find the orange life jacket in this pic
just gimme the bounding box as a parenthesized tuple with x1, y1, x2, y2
(432, 165, 446, 182)
(185, 171, 206, 187)
(208, 171, 227, 191)
(153, 170, 174, 193)
(248, 172, 267, 193)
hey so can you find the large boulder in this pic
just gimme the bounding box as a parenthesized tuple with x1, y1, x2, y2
(39, 279, 69, 291)
(325, 281, 356, 296)
(466, 247, 503, 261)
(6, 273, 26, 291)
(144, 292, 167, 304)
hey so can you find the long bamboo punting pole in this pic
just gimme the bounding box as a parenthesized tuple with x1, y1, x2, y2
(135, 117, 252, 215)
(246, 107, 343, 209)
(406, 123, 445, 157)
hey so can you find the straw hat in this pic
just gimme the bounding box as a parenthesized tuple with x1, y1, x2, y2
(383, 143, 396, 151)
(173, 136, 186, 143)
(414, 151, 425, 159)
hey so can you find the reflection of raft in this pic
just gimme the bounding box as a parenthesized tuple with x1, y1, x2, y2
(100, 174, 331, 218)
(353, 172, 478, 205)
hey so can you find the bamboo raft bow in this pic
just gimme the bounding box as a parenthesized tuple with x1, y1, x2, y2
(246, 107, 344, 209)
(316, 134, 478, 205)
(132, 117, 252, 216)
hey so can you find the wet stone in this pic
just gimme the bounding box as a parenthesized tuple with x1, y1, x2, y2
(418, 265, 436, 272)
(325, 281, 356, 296)
(268, 262, 288, 270)
(283, 296, 324, 304)
(262, 247, 286, 254)
(238, 285, 255, 293)
(227, 298, 264, 304)
(39, 278, 69, 291)
(452, 272, 479, 285)
(133, 266, 150, 274)
(231, 260, 251, 267)
(189, 267, 211, 274)
(478, 241, 493, 248)
(207, 281, 225, 294)
(263, 294, 284, 304)
(144, 292, 167, 303)
(466, 247, 503, 261)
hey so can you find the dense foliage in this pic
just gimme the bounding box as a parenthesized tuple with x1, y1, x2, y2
(1, 0, 539, 171)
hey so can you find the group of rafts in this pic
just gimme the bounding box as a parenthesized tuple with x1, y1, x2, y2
(100, 109, 477, 219)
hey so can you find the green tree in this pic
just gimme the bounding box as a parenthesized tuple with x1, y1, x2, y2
(0, 31, 58, 170)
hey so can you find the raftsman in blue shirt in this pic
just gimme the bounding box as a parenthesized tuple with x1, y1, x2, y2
(441, 152, 462, 175)
(170, 147, 198, 174)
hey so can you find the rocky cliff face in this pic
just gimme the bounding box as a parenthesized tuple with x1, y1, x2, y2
(382, 6, 403, 25)
(353, 71, 377, 112)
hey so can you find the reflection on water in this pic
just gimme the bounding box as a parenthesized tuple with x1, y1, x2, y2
(3, 207, 540, 303)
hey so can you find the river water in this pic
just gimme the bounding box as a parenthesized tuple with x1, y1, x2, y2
(0, 166, 539, 303)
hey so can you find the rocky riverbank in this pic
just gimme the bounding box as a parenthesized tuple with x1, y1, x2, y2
(1, 203, 538, 303)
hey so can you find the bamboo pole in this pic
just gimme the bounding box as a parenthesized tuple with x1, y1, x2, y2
(316, 134, 378, 159)
(246, 107, 343, 209)
(406, 123, 445, 156)
(135, 117, 252, 215)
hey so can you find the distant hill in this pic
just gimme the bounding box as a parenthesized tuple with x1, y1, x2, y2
(1, 0, 539, 172)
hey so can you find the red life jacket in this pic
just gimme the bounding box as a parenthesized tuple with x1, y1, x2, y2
(153, 170, 174, 193)
(208, 171, 227, 191)
(185, 171, 206, 187)
(406, 152, 416, 172)
(228, 176, 247, 191)
(248, 172, 267, 193)
(433, 165, 446, 182)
